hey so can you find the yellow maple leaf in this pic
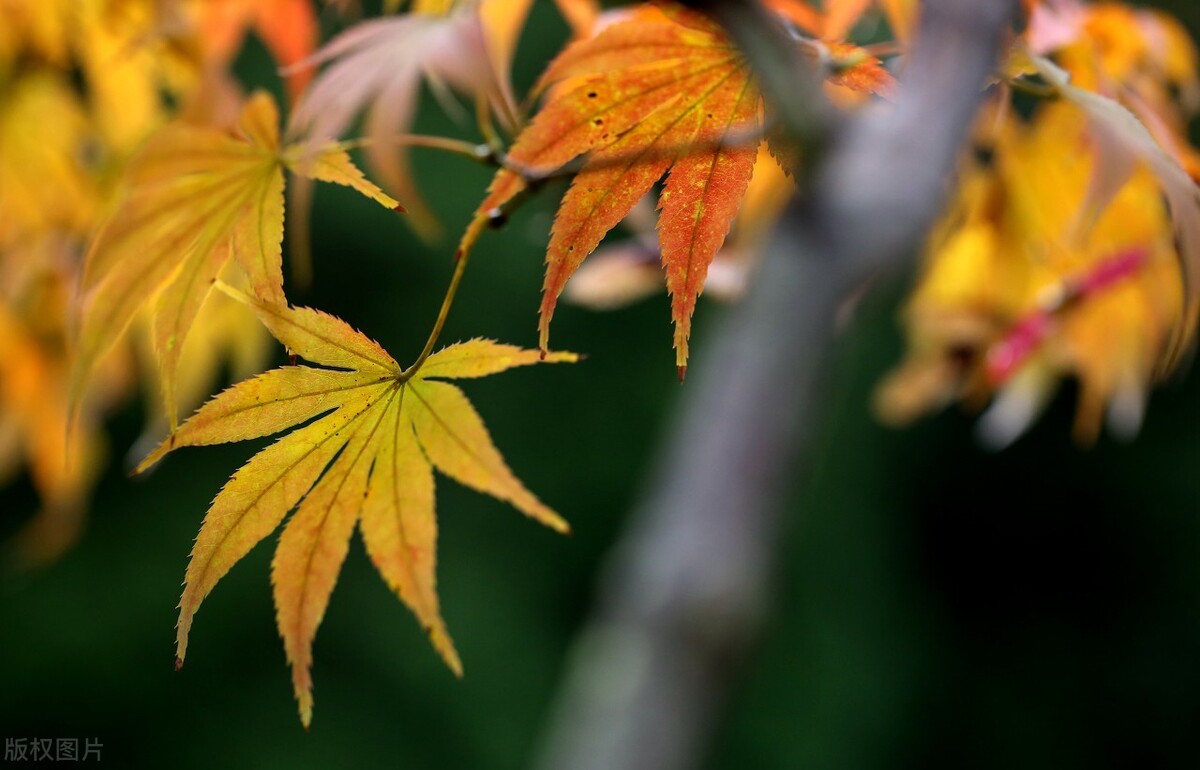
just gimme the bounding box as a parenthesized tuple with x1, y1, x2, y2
(137, 285, 576, 728)
(0, 73, 96, 248)
(71, 90, 399, 427)
(79, 0, 200, 155)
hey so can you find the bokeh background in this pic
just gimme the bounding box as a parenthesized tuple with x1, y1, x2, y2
(2, 2, 1197, 767)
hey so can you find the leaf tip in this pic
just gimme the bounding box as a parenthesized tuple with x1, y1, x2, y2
(677, 365, 687, 383)
(174, 656, 184, 672)
(134, 435, 175, 475)
(436, 637, 464, 679)
(298, 695, 314, 730)
(541, 350, 582, 365)
(392, 203, 407, 214)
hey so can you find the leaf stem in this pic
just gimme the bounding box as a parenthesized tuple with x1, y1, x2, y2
(393, 114, 763, 382)
(476, 88, 509, 157)
(398, 212, 491, 381)
(340, 134, 497, 164)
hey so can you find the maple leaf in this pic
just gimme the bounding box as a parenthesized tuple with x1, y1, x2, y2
(478, 3, 763, 376)
(71, 91, 398, 427)
(822, 41, 897, 98)
(564, 145, 793, 310)
(137, 286, 576, 727)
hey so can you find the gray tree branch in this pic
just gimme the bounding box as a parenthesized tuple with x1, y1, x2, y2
(532, 2, 1016, 769)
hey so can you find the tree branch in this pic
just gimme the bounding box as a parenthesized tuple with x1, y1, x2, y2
(532, 2, 1016, 769)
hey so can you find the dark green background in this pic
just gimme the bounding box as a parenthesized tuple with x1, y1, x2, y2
(2, 2, 1197, 767)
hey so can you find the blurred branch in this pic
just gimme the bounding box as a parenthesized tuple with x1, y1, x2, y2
(532, 2, 1016, 770)
(691, 0, 832, 149)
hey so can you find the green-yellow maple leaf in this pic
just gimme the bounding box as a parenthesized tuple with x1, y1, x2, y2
(71, 90, 399, 427)
(137, 286, 575, 728)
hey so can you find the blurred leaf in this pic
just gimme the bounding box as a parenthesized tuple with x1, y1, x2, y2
(72, 91, 397, 428)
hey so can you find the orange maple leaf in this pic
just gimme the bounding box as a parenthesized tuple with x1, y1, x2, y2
(478, 3, 763, 376)
(137, 286, 575, 727)
(193, 0, 320, 104)
(822, 0, 917, 41)
(0, 302, 104, 569)
(824, 41, 897, 98)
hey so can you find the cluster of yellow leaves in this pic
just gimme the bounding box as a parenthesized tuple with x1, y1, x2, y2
(0, 0, 425, 561)
(5, 0, 602, 726)
(878, 0, 1200, 445)
(0, 0, 193, 565)
(0, 0, 373, 564)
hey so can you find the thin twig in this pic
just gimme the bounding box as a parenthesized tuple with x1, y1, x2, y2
(338, 134, 497, 163)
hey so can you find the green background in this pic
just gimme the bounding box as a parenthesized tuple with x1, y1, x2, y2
(2, 2, 1197, 767)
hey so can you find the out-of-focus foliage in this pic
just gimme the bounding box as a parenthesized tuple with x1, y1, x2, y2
(0, 0, 269, 566)
(70, 91, 397, 429)
(878, 0, 1200, 444)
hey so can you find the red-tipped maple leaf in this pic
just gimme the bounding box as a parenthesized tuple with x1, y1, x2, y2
(478, 3, 763, 375)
